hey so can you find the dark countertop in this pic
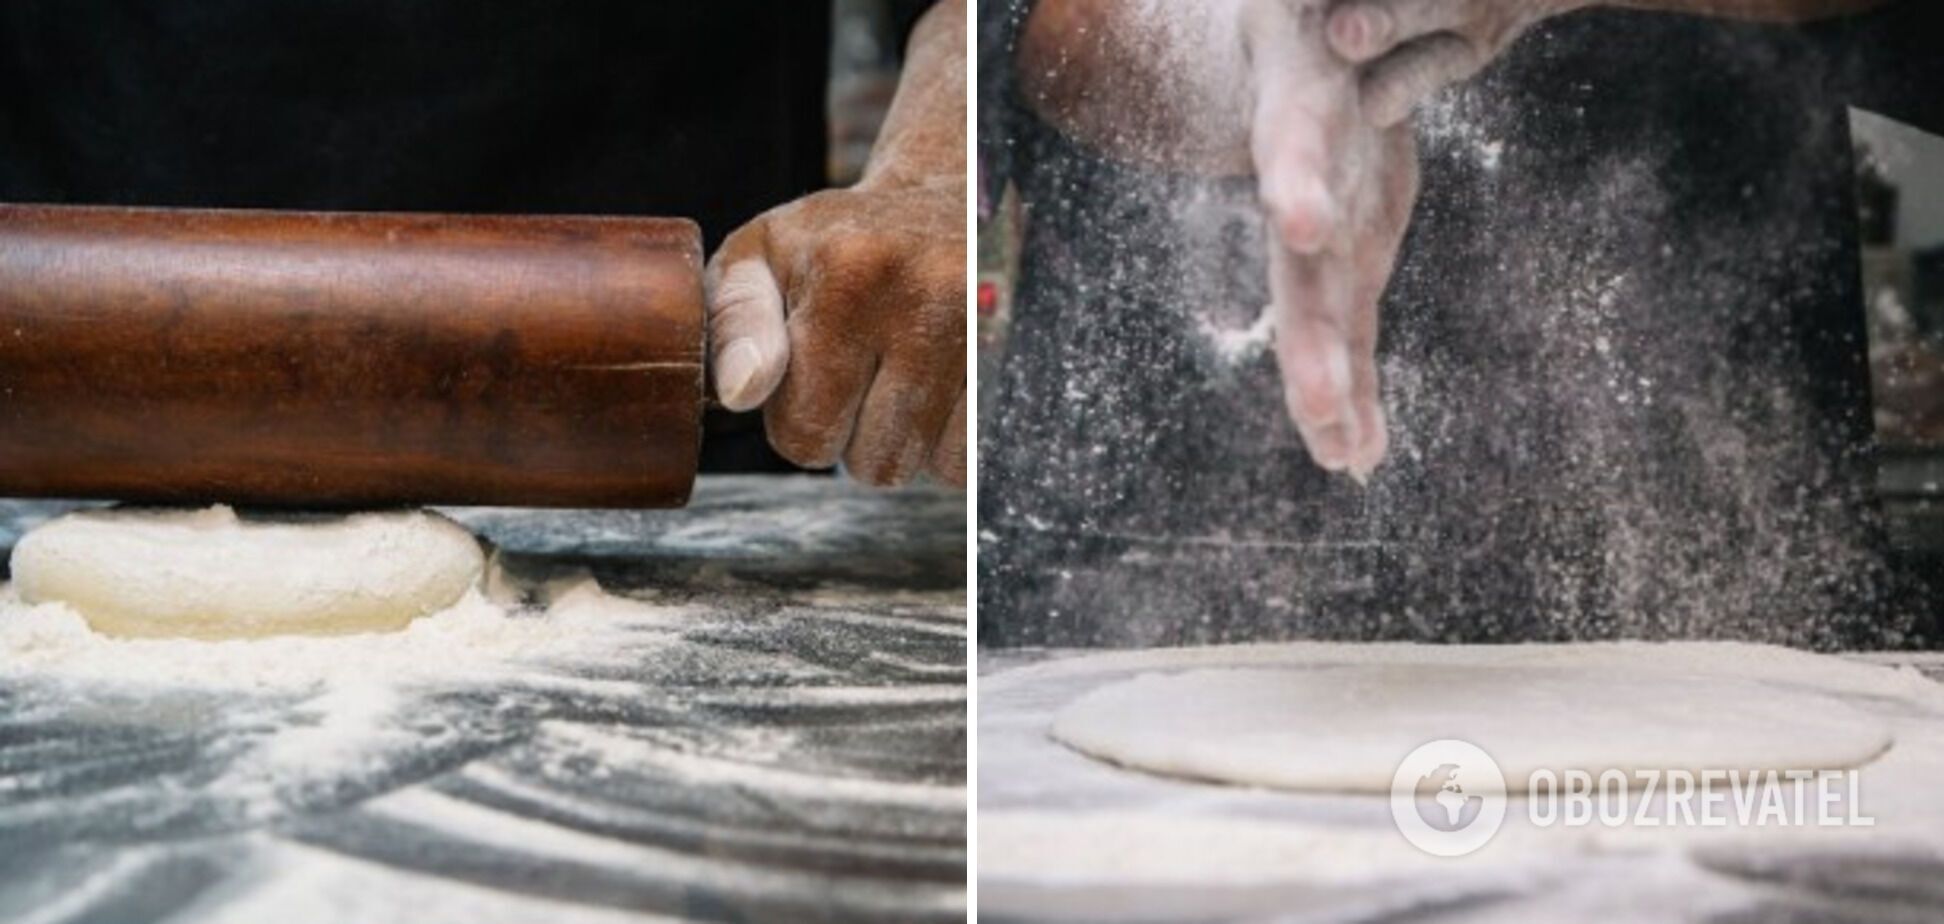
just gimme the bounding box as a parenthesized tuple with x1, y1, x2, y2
(0, 475, 967, 924)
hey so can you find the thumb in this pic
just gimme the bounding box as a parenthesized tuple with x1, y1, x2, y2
(1359, 32, 1483, 128)
(705, 221, 791, 412)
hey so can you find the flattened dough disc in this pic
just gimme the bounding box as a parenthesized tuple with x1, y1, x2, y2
(1051, 654, 1893, 792)
(11, 505, 484, 639)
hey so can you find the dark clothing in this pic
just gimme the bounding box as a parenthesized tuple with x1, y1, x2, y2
(0, 1, 833, 247)
(978, 2, 1942, 648)
(0, 0, 929, 472)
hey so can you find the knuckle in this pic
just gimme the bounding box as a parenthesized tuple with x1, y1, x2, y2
(802, 235, 899, 304)
(814, 231, 895, 273)
(765, 407, 843, 469)
(910, 248, 968, 303)
(709, 264, 779, 320)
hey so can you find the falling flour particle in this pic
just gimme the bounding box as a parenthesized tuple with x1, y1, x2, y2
(1196, 301, 1277, 365)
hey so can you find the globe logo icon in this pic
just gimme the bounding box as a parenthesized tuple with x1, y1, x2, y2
(1413, 762, 1485, 832)
(1390, 740, 1507, 856)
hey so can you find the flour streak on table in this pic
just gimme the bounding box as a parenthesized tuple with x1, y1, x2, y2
(0, 476, 968, 924)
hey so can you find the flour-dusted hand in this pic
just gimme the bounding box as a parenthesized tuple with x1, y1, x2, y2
(707, 181, 965, 486)
(1013, 0, 1420, 477)
(1329, 0, 1894, 126)
(1241, 0, 1419, 478)
(705, 0, 967, 487)
(1325, 0, 1588, 126)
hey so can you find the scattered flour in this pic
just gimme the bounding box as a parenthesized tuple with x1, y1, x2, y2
(1196, 300, 1276, 366)
(0, 572, 685, 693)
(0, 482, 968, 924)
(197, 839, 685, 924)
(980, 811, 1454, 886)
(0, 565, 698, 818)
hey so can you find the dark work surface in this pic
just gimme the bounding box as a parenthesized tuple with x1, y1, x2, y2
(0, 476, 968, 923)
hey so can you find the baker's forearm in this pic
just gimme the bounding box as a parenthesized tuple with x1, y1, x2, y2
(862, 0, 967, 190)
(1601, 0, 1890, 21)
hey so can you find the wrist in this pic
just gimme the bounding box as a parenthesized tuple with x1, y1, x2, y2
(859, 146, 961, 192)
(859, 0, 966, 192)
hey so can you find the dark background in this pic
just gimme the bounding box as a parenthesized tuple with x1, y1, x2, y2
(974, 1, 1944, 649)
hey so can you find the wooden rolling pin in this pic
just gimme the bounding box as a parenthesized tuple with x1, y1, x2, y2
(0, 204, 704, 508)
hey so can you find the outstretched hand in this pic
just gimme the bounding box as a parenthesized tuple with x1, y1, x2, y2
(1242, 0, 1419, 479)
(1243, 0, 1580, 478)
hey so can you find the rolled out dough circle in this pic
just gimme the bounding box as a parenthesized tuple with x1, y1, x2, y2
(1050, 655, 1893, 792)
(11, 505, 485, 638)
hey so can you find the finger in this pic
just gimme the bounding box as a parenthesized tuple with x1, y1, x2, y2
(843, 363, 958, 487)
(1326, 0, 1470, 64)
(1342, 267, 1391, 481)
(1360, 32, 1483, 128)
(1269, 244, 1362, 471)
(1346, 375, 1389, 481)
(1244, 2, 1352, 255)
(704, 223, 791, 411)
(1345, 124, 1419, 477)
(843, 261, 964, 487)
(1255, 110, 1339, 256)
(926, 392, 967, 487)
(763, 283, 878, 470)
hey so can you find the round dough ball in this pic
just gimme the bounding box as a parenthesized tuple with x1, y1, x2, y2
(1051, 659, 1892, 793)
(11, 505, 485, 639)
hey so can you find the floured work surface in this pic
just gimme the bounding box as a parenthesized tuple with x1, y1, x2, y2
(0, 476, 967, 924)
(980, 643, 1944, 923)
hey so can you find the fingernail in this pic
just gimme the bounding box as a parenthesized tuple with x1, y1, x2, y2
(1332, 6, 1390, 58)
(716, 339, 762, 409)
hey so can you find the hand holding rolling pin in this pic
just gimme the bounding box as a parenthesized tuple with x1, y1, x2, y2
(705, 0, 967, 488)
